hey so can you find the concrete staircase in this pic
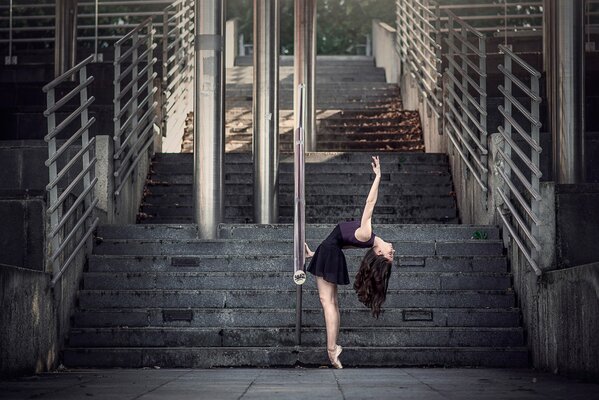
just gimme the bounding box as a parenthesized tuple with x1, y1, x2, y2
(63, 223, 527, 368)
(139, 152, 458, 224)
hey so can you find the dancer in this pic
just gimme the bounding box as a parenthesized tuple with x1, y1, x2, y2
(304, 156, 395, 369)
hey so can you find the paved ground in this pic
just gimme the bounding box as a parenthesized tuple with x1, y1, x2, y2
(1, 368, 599, 400)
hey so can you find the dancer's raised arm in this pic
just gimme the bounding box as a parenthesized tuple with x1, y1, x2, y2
(355, 156, 381, 242)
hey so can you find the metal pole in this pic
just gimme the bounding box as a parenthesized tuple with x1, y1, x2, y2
(253, 0, 280, 224)
(7, 0, 13, 64)
(294, 0, 317, 152)
(54, 0, 78, 77)
(294, 84, 306, 345)
(94, 0, 99, 60)
(545, 0, 586, 183)
(193, 0, 225, 238)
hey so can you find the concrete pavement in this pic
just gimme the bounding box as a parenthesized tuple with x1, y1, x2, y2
(1, 368, 599, 400)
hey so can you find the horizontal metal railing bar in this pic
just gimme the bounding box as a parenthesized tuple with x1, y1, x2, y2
(444, 71, 487, 116)
(444, 109, 489, 171)
(78, 0, 172, 7)
(404, 1, 437, 33)
(497, 125, 542, 177)
(498, 65, 542, 102)
(165, 31, 193, 53)
(445, 85, 488, 138)
(498, 85, 542, 127)
(0, 24, 55, 31)
(49, 196, 99, 262)
(444, 38, 486, 78)
(44, 97, 95, 141)
(498, 44, 542, 78)
(498, 106, 542, 153)
(115, 65, 156, 102)
(496, 207, 541, 276)
(47, 157, 97, 214)
(494, 163, 541, 225)
(43, 55, 96, 93)
(438, 2, 542, 11)
(496, 187, 541, 250)
(114, 116, 155, 178)
(113, 100, 157, 159)
(411, 0, 438, 18)
(495, 144, 542, 200)
(114, 121, 156, 196)
(115, 38, 146, 65)
(50, 216, 99, 286)
(115, 84, 157, 137)
(44, 76, 95, 117)
(440, 14, 543, 23)
(46, 136, 97, 191)
(45, 118, 96, 167)
(444, 56, 486, 97)
(115, 78, 156, 120)
(114, 17, 153, 47)
(116, 46, 155, 83)
(445, 9, 485, 39)
(444, 122, 488, 192)
(447, 30, 486, 59)
(49, 176, 98, 238)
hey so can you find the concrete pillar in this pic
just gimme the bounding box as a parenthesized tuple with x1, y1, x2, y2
(193, 0, 225, 238)
(253, 0, 280, 224)
(225, 18, 238, 68)
(294, 0, 317, 152)
(544, 0, 586, 183)
(54, 0, 78, 77)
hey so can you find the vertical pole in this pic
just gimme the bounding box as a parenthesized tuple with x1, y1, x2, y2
(194, 0, 225, 238)
(7, 0, 13, 64)
(546, 0, 585, 183)
(294, 85, 306, 345)
(94, 0, 99, 60)
(253, 0, 280, 224)
(294, 0, 317, 152)
(54, 0, 78, 77)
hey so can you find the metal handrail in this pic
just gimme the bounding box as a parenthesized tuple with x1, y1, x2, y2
(294, 84, 307, 345)
(395, 0, 443, 115)
(442, 9, 488, 193)
(495, 44, 543, 275)
(43, 54, 99, 286)
(161, 0, 194, 149)
(113, 17, 158, 197)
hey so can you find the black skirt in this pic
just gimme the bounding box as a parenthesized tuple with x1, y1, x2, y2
(306, 225, 350, 285)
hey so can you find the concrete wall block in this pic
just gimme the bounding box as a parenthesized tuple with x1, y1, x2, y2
(371, 20, 398, 84)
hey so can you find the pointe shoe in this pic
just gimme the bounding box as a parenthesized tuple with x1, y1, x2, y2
(327, 345, 343, 369)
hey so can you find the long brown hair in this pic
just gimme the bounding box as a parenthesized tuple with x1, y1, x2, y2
(353, 248, 392, 318)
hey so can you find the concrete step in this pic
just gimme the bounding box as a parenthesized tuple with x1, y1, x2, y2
(87, 254, 507, 274)
(140, 216, 460, 224)
(148, 172, 452, 185)
(152, 152, 448, 164)
(96, 223, 498, 241)
(92, 239, 504, 257)
(77, 289, 515, 309)
(142, 193, 456, 208)
(139, 204, 457, 220)
(62, 346, 529, 368)
(67, 326, 523, 348)
(72, 307, 521, 328)
(145, 183, 453, 196)
(82, 271, 511, 291)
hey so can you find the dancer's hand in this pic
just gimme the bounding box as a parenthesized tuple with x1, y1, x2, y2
(371, 156, 381, 177)
(304, 242, 314, 258)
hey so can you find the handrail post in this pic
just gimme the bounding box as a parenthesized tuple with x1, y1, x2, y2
(294, 84, 306, 346)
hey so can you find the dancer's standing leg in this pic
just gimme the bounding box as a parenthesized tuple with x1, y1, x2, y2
(316, 276, 339, 350)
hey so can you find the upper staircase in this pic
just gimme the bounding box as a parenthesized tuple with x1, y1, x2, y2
(62, 56, 528, 368)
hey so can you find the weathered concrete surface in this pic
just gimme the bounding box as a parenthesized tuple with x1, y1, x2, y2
(555, 184, 599, 268)
(510, 260, 599, 382)
(0, 251, 85, 378)
(1, 368, 599, 399)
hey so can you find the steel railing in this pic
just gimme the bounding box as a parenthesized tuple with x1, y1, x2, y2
(438, 1, 543, 36)
(395, 0, 443, 115)
(495, 44, 543, 275)
(162, 0, 194, 145)
(442, 9, 488, 192)
(113, 17, 158, 197)
(43, 54, 99, 285)
(0, 1, 174, 62)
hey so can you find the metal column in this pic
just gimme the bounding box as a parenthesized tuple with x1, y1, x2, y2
(193, 0, 225, 238)
(294, 0, 317, 152)
(54, 0, 78, 77)
(544, 0, 586, 183)
(253, 0, 280, 224)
